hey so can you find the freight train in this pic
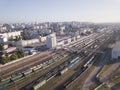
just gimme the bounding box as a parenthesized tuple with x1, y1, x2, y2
(63, 56, 95, 88)
(32, 56, 81, 90)
(0, 54, 66, 89)
(84, 56, 94, 67)
(60, 56, 80, 75)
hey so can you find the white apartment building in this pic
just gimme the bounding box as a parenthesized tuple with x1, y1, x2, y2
(0, 31, 21, 39)
(46, 33, 57, 48)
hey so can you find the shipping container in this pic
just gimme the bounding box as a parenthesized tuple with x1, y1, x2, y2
(70, 57, 79, 64)
(22, 69, 32, 76)
(67, 63, 74, 69)
(60, 68, 68, 75)
(33, 80, 46, 90)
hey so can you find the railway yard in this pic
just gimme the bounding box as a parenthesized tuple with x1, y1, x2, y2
(0, 30, 117, 90)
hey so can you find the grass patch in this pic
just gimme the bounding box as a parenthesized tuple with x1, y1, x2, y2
(98, 64, 112, 77)
(112, 75, 120, 84)
(89, 82, 100, 90)
(111, 68, 120, 84)
(97, 59, 118, 78)
(97, 84, 111, 90)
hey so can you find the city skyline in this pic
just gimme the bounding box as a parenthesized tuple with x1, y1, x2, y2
(0, 0, 120, 23)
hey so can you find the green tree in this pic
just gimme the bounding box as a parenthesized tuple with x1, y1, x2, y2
(10, 54, 18, 60)
(17, 53, 22, 58)
(14, 36, 21, 41)
(0, 57, 9, 64)
(0, 44, 4, 50)
(19, 50, 25, 57)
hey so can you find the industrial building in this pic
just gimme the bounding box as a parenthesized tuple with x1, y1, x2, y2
(56, 35, 81, 49)
(0, 47, 17, 55)
(22, 46, 36, 55)
(112, 41, 120, 59)
(46, 33, 57, 48)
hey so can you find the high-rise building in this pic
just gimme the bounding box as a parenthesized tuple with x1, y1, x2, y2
(46, 33, 56, 48)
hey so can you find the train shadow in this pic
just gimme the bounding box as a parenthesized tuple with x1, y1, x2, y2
(92, 46, 120, 67)
(54, 84, 65, 90)
(93, 52, 120, 67)
(90, 50, 120, 84)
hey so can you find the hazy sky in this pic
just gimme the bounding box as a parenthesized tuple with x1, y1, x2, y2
(0, 0, 120, 23)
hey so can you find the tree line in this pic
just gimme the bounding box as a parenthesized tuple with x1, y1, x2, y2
(0, 50, 25, 64)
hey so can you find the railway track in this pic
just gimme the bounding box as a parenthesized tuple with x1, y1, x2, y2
(59, 35, 112, 89)
(19, 55, 76, 90)
(1, 32, 113, 90)
(1, 54, 52, 80)
(0, 50, 66, 80)
(0, 52, 69, 89)
(20, 37, 100, 90)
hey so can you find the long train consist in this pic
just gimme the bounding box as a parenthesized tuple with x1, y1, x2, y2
(63, 55, 95, 88)
(32, 56, 81, 90)
(0, 54, 68, 89)
(32, 56, 94, 90)
(60, 57, 80, 75)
